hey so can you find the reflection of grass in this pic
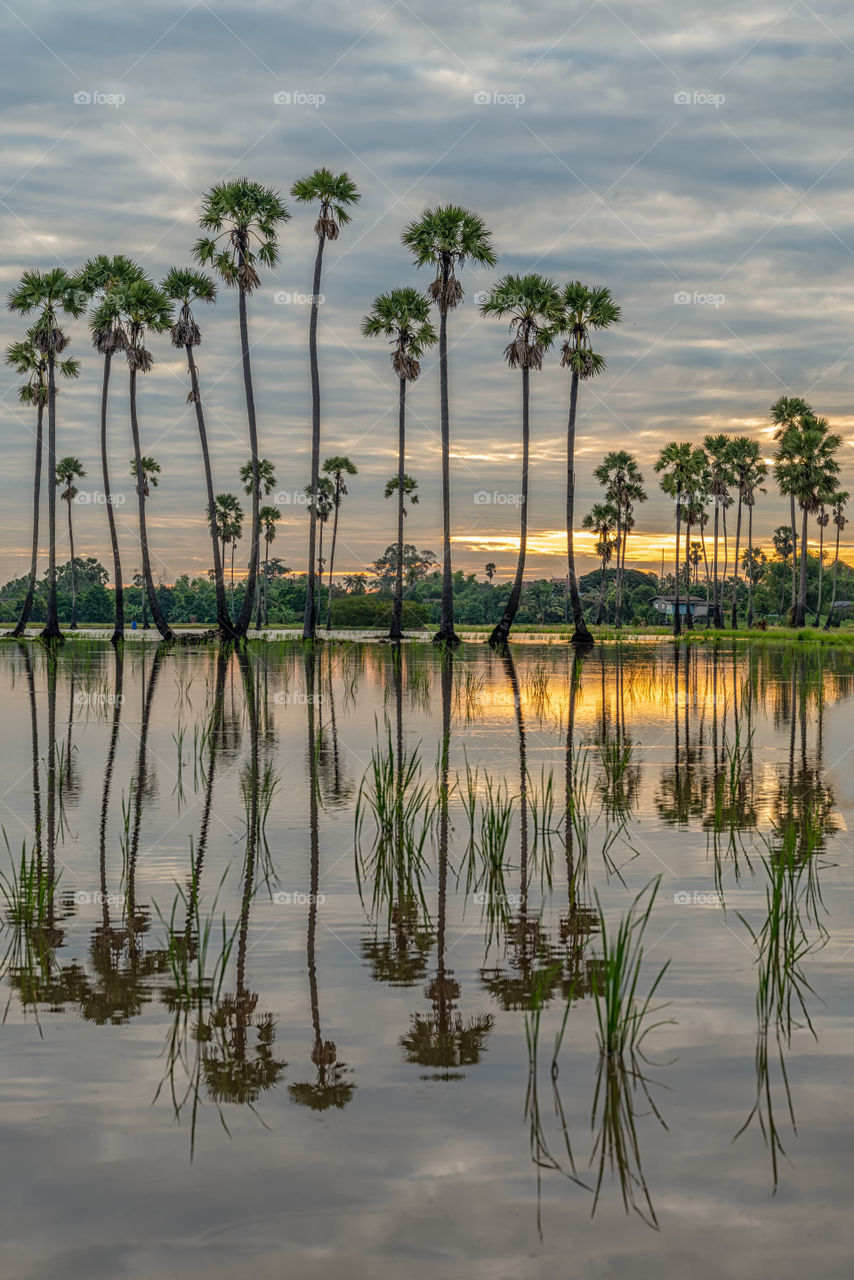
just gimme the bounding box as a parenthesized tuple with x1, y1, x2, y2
(592, 879, 671, 1059)
(0, 831, 54, 933)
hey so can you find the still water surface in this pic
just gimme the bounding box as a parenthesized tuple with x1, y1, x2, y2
(0, 638, 852, 1279)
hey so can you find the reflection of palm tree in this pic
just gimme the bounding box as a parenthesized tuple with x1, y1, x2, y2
(289, 649, 354, 1109)
(402, 654, 493, 1076)
(127, 645, 165, 936)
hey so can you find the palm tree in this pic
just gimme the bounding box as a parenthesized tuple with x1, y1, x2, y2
(402, 205, 497, 646)
(55, 456, 86, 629)
(210, 493, 244, 615)
(305, 477, 334, 623)
(240, 456, 276, 628)
(813, 504, 830, 627)
(771, 396, 813, 620)
(320, 457, 358, 632)
(162, 266, 237, 641)
(362, 286, 437, 641)
(824, 491, 849, 630)
(727, 438, 766, 629)
(701, 434, 734, 626)
(655, 442, 706, 636)
(258, 504, 280, 627)
(194, 178, 290, 640)
(479, 273, 561, 646)
(5, 334, 79, 636)
(681, 460, 710, 631)
(593, 450, 646, 628)
(742, 449, 768, 627)
(582, 501, 619, 624)
(291, 169, 361, 640)
(549, 282, 621, 645)
(73, 255, 145, 644)
(8, 269, 84, 641)
(775, 414, 841, 627)
(484, 562, 496, 582)
(93, 278, 174, 640)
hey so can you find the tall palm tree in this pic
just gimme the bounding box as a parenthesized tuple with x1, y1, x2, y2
(162, 266, 237, 641)
(655, 442, 706, 636)
(742, 450, 768, 627)
(824, 491, 849, 630)
(362, 286, 437, 641)
(56, 456, 86, 629)
(813, 503, 830, 627)
(291, 169, 361, 640)
(480, 273, 561, 646)
(5, 334, 79, 636)
(93, 279, 174, 640)
(582, 501, 619, 625)
(240, 455, 276, 628)
(73, 255, 145, 644)
(775, 414, 841, 627)
(210, 493, 244, 616)
(383, 474, 419, 632)
(402, 205, 497, 646)
(593, 450, 646, 627)
(321, 456, 358, 632)
(194, 178, 290, 640)
(8, 268, 84, 642)
(305, 477, 334, 622)
(727, 438, 766, 629)
(258, 504, 280, 627)
(549, 282, 621, 645)
(702, 433, 734, 627)
(771, 396, 813, 621)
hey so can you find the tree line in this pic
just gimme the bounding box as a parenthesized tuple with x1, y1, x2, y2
(4, 171, 849, 646)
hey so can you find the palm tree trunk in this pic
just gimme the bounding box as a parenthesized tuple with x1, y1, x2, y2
(434, 266, 457, 646)
(231, 543, 235, 612)
(490, 366, 530, 647)
(97, 353, 125, 644)
(566, 370, 592, 644)
(12, 398, 44, 637)
(66, 495, 78, 629)
(711, 498, 720, 627)
(41, 355, 62, 642)
(264, 540, 270, 626)
(235, 272, 262, 639)
(824, 522, 841, 630)
(789, 492, 798, 617)
(128, 367, 172, 640)
(185, 344, 236, 640)
(613, 505, 624, 627)
(746, 502, 755, 626)
(731, 497, 743, 629)
(325, 476, 341, 632)
(673, 497, 682, 637)
(721, 503, 729, 621)
(595, 553, 607, 625)
(683, 520, 694, 629)
(303, 235, 326, 641)
(813, 519, 825, 627)
(795, 504, 809, 627)
(700, 523, 711, 625)
(390, 377, 406, 641)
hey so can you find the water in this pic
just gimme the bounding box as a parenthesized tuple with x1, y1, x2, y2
(0, 638, 852, 1279)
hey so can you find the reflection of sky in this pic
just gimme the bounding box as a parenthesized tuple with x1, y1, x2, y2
(1, 641, 853, 1277)
(3, 3, 854, 586)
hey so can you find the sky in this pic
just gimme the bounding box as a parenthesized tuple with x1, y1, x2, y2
(2, 0, 854, 587)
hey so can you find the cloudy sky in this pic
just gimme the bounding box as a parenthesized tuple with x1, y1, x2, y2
(2, 0, 854, 586)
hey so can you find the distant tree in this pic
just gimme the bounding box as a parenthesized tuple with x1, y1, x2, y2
(484, 562, 497, 583)
(56, 456, 86, 629)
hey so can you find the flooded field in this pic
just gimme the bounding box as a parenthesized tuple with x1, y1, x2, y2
(0, 638, 852, 1279)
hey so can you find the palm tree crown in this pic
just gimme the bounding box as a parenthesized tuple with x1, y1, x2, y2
(549, 282, 621, 377)
(401, 205, 497, 312)
(162, 266, 217, 347)
(361, 287, 437, 379)
(290, 168, 360, 240)
(479, 273, 561, 368)
(194, 178, 290, 292)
